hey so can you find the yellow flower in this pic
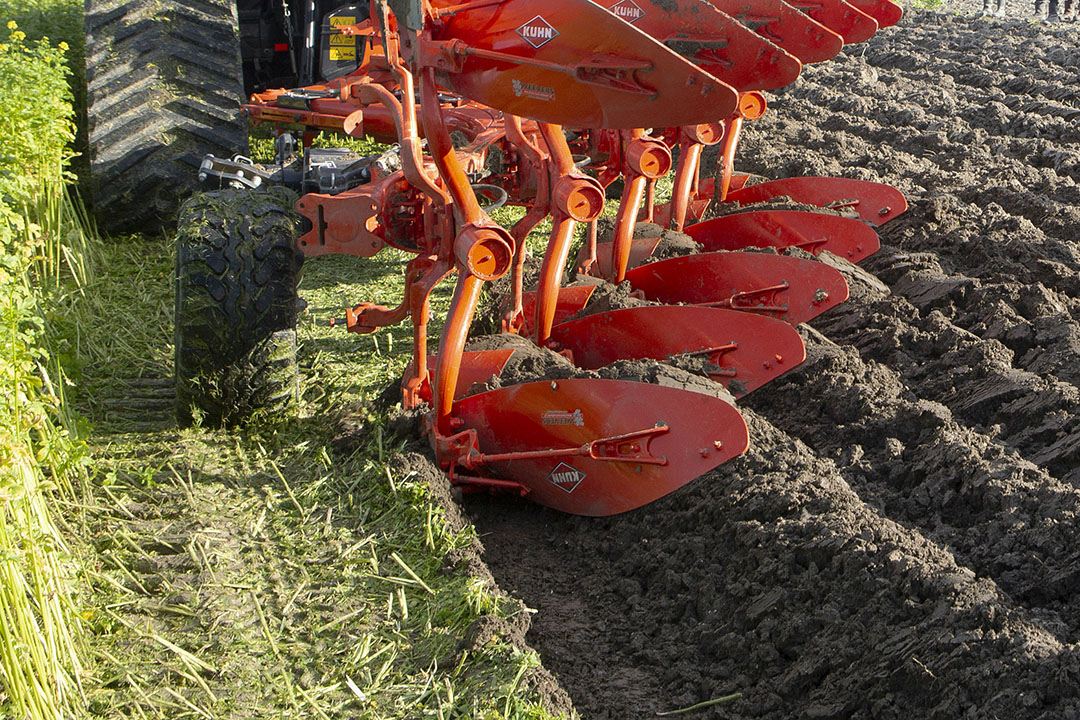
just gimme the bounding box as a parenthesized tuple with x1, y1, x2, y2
(58, 41, 69, 51)
(6, 21, 16, 30)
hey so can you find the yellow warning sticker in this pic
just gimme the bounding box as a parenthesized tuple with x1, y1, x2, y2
(329, 34, 354, 45)
(329, 47, 357, 61)
(330, 16, 355, 25)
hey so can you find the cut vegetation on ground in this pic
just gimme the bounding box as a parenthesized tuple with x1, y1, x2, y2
(58, 231, 570, 718)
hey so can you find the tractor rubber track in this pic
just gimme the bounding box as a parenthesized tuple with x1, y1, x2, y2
(85, 0, 248, 234)
(453, 10, 1080, 719)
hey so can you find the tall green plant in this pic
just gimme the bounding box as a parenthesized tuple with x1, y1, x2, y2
(0, 21, 76, 215)
(0, 20, 90, 720)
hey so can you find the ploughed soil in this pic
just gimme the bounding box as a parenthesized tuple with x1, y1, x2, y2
(429, 9, 1080, 719)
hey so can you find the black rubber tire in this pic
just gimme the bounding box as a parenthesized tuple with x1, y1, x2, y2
(85, 0, 249, 235)
(174, 187, 303, 426)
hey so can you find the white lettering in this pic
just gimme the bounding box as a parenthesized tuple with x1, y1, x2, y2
(524, 25, 554, 38)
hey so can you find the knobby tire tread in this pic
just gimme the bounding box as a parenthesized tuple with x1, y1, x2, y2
(174, 188, 303, 426)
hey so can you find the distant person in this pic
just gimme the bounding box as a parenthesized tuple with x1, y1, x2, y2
(1034, 0, 1077, 21)
(980, 0, 1006, 15)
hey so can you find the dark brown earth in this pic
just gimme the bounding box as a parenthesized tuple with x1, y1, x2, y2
(428, 9, 1080, 719)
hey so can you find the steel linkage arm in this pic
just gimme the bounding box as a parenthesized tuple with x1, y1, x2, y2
(413, 48, 514, 438)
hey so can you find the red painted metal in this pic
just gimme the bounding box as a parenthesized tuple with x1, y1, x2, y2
(624, 251, 850, 326)
(709, 0, 844, 64)
(715, 114, 745, 214)
(606, 0, 802, 92)
(846, 0, 903, 26)
(685, 209, 881, 262)
(584, 209, 881, 278)
(448, 378, 749, 516)
(238, 0, 902, 515)
(724, 177, 908, 225)
(428, 0, 741, 129)
(664, 123, 723, 233)
(658, 172, 756, 224)
(518, 285, 597, 337)
(726, 173, 756, 193)
(501, 114, 551, 333)
(786, 0, 878, 44)
(415, 349, 515, 404)
(295, 171, 418, 257)
(607, 131, 663, 283)
(525, 124, 606, 346)
(549, 305, 806, 397)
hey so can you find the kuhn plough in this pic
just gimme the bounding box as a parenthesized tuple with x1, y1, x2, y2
(217, 0, 905, 515)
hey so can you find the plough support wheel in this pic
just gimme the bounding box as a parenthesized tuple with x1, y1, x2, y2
(686, 209, 881, 262)
(549, 305, 806, 396)
(451, 378, 749, 516)
(624, 251, 850, 325)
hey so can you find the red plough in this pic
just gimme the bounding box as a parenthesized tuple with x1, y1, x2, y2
(227, 0, 907, 515)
